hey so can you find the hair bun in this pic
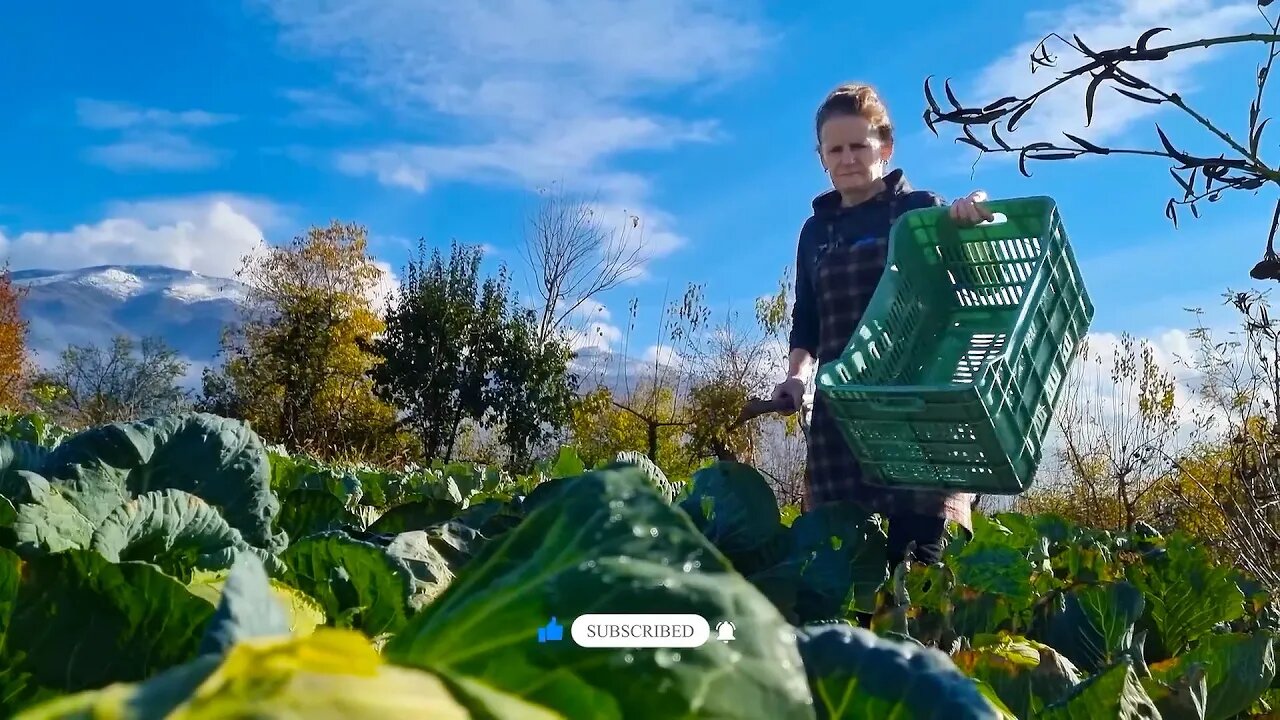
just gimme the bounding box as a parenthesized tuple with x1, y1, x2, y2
(815, 82, 894, 146)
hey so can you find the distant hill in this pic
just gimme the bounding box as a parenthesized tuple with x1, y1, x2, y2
(11, 264, 657, 392)
(13, 265, 246, 384)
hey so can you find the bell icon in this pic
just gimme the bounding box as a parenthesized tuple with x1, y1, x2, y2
(715, 621, 736, 642)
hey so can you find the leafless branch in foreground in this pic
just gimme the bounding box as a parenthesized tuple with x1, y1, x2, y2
(921, 4, 1280, 279)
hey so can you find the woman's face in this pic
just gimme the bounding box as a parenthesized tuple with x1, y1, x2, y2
(818, 115, 891, 197)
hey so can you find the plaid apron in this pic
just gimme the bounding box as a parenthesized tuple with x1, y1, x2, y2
(804, 191, 973, 532)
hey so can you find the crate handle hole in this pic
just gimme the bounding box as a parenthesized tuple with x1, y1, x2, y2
(970, 212, 1008, 226)
(871, 396, 927, 412)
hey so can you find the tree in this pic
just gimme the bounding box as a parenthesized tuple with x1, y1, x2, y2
(567, 269, 809, 494)
(667, 272, 808, 503)
(35, 335, 189, 426)
(490, 304, 578, 468)
(1009, 290, 1280, 589)
(920, 4, 1280, 278)
(1163, 290, 1280, 589)
(598, 294, 696, 468)
(372, 239, 506, 463)
(1014, 334, 1190, 531)
(568, 382, 699, 479)
(669, 275, 793, 458)
(0, 266, 32, 409)
(201, 220, 409, 463)
(372, 239, 575, 468)
(519, 183, 647, 346)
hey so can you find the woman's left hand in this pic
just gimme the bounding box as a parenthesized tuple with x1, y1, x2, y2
(949, 190, 995, 226)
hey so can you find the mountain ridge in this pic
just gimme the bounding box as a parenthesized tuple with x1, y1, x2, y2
(11, 264, 653, 392)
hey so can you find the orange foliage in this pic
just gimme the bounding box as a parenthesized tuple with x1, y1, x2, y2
(0, 267, 31, 408)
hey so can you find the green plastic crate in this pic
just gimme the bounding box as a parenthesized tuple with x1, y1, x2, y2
(814, 196, 1093, 495)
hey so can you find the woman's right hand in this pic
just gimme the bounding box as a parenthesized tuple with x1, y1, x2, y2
(770, 376, 807, 415)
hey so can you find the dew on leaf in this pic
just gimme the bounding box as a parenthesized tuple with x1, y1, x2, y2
(655, 649, 683, 668)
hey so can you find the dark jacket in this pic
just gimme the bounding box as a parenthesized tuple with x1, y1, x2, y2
(788, 168, 944, 361)
(787, 168, 973, 534)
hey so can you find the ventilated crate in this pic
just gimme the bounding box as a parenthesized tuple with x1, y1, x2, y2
(814, 196, 1093, 494)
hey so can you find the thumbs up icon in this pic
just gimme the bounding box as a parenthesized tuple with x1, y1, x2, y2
(538, 617, 564, 643)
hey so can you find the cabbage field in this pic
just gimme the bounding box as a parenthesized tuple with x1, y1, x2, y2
(0, 411, 1273, 718)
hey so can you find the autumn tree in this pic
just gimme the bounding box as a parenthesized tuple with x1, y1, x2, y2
(0, 266, 32, 408)
(1007, 290, 1280, 590)
(587, 294, 698, 470)
(1162, 290, 1280, 589)
(1013, 333, 1191, 531)
(372, 239, 575, 468)
(35, 334, 190, 426)
(666, 272, 808, 504)
(566, 269, 808, 493)
(519, 183, 647, 346)
(200, 220, 409, 463)
(568, 381, 698, 479)
(669, 277, 789, 450)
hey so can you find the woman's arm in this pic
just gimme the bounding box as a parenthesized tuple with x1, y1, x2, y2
(788, 232, 819, 377)
(786, 347, 813, 379)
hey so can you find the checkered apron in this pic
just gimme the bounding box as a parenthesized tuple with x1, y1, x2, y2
(804, 192, 973, 532)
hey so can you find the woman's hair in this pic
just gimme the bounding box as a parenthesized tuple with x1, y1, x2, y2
(814, 83, 894, 148)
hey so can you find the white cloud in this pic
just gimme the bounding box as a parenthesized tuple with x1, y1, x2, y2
(366, 258, 399, 317)
(331, 115, 718, 199)
(0, 196, 273, 279)
(642, 343, 687, 370)
(177, 357, 212, 391)
(279, 88, 367, 125)
(965, 0, 1256, 146)
(75, 99, 237, 130)
(86, 131, 223, 172)
(586, 201, 686, 265)
(1068, 329, 1202, 419)
(562, 298, 624, 352)
(76, 99, 237, 172)
(260, 1, 767, 119)
(0, 195, 402, 314)
(256, 0, 770, 264)
(105, 193, 291, 230)
(567, 321, 623, 353)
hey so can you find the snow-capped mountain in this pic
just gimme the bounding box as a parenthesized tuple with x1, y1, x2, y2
(10, 264, 658, 393)
(12, 265, 247, 376)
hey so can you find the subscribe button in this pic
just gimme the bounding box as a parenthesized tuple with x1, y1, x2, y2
(571, 614, 710, 648)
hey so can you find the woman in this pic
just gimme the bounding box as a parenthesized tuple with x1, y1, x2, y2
(771, 82, 992, 566)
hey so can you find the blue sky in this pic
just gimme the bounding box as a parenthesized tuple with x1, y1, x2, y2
(0, 0, 1273, 368)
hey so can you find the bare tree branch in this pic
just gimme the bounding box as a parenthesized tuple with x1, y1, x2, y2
(519, 183, 648, 346)
(922, 9, 1280, 278)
